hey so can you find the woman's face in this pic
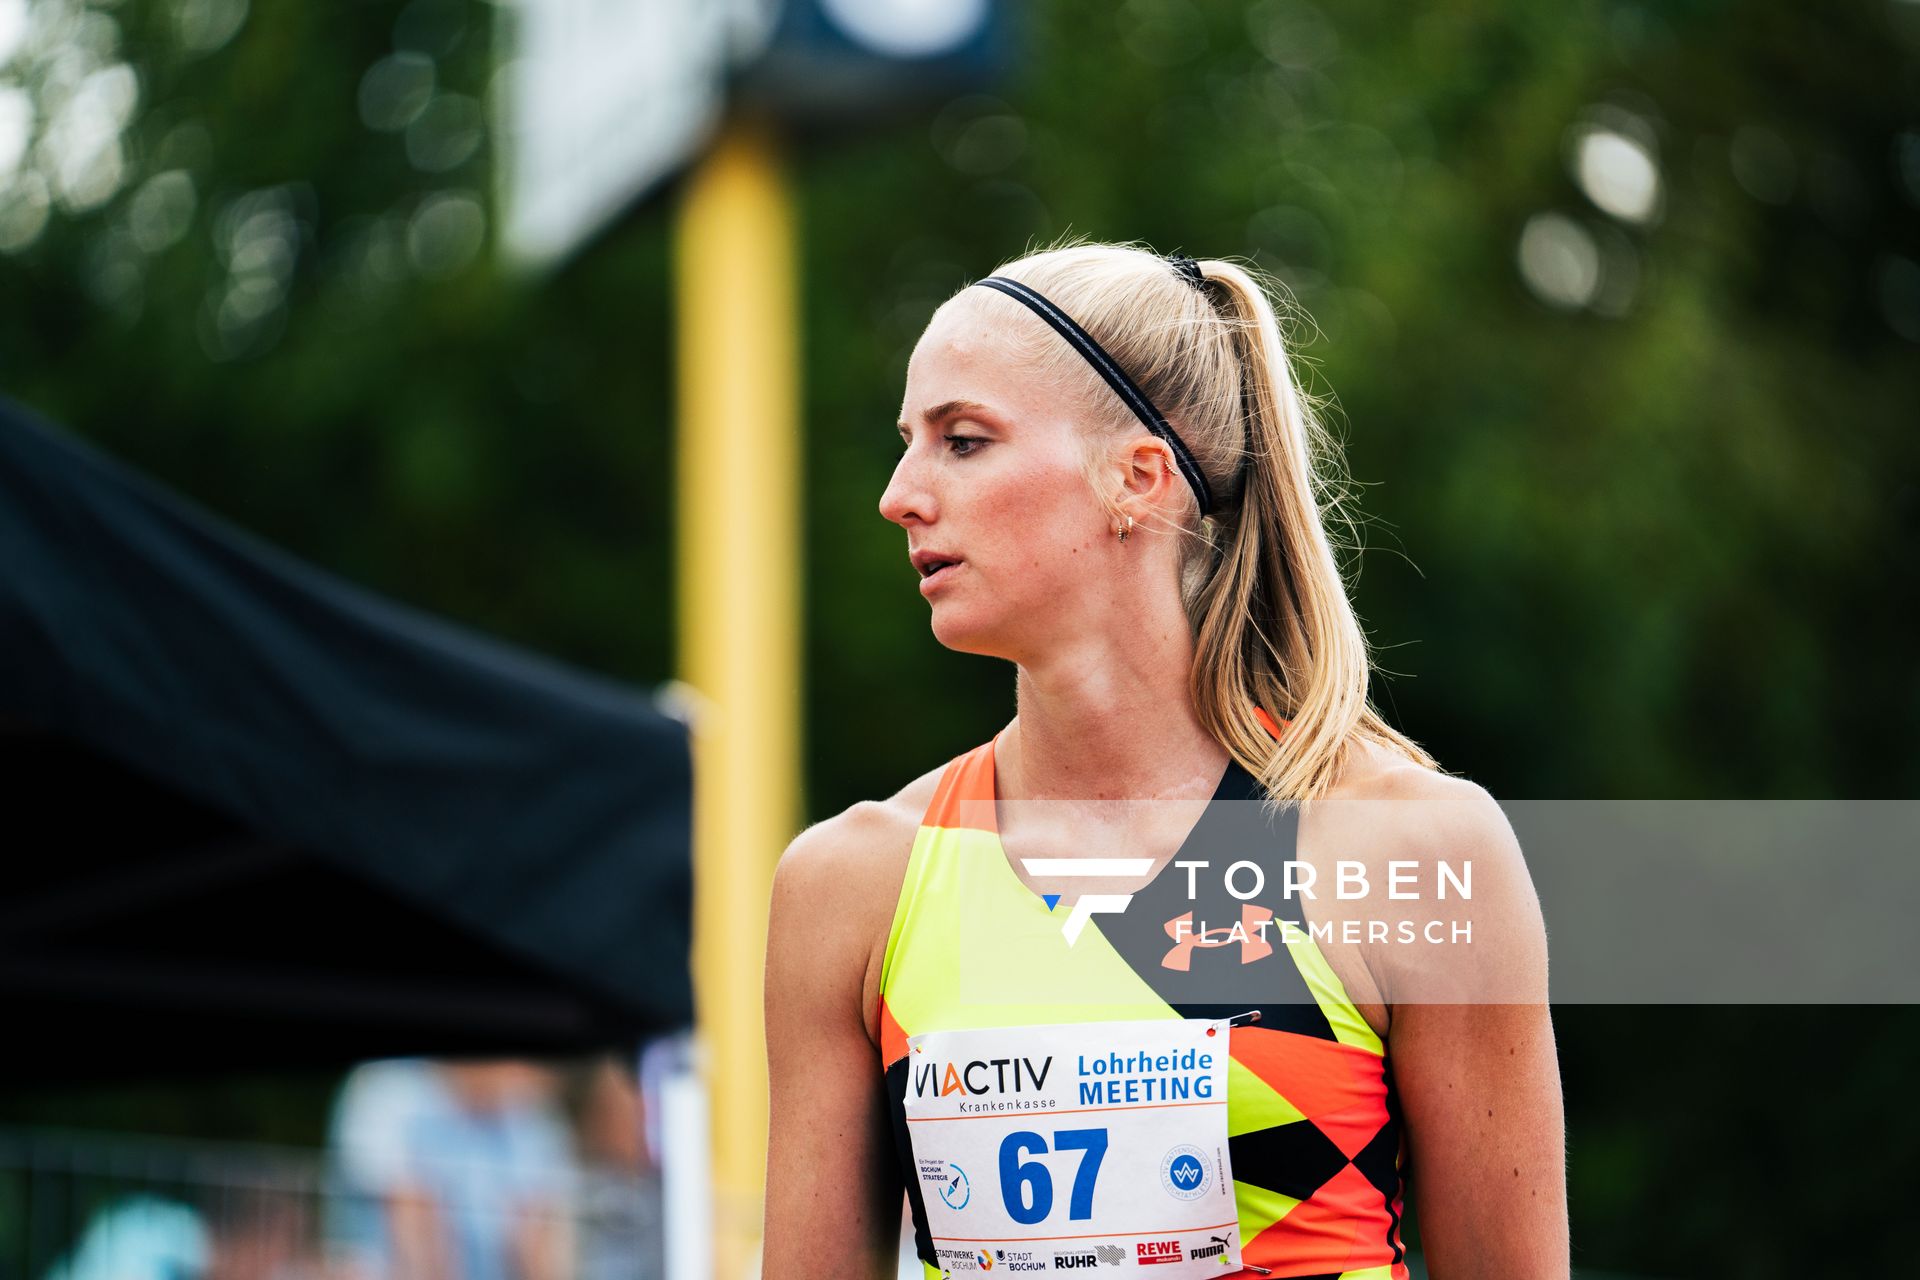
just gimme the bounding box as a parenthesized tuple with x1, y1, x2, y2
(881, 296, 1116, 660)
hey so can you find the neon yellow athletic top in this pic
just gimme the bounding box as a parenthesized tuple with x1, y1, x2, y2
(878, 716, 1409, 1279)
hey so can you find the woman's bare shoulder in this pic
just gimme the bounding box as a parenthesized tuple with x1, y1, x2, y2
(773, 761, 948, 913)
(1332, 738, 1520, 864)
(1315, 737, 1547, 1005)
(768, 762, 953, 1036)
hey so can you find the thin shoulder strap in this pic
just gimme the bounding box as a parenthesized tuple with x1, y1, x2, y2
(918, 735, 999, 834)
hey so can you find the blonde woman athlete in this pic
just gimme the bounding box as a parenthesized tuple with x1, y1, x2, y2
(764, 242, 1567, 1279)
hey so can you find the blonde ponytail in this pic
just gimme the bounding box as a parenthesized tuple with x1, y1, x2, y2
(978, 237, 1439, 804)
(1188, 261, 1437, 803)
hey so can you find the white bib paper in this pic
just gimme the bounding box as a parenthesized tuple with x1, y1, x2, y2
(903, 1019, 1242, 1276)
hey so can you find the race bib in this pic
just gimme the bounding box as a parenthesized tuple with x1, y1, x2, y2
(903, 1019, 1242, 1276)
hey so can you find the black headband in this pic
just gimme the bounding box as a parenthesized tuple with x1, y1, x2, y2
(970, 274, 1215, 516)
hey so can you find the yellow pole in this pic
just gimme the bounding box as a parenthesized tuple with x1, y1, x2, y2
(674, 116, 800, 1280)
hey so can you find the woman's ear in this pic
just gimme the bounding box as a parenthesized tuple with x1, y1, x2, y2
(1118, 434, 1183, 507)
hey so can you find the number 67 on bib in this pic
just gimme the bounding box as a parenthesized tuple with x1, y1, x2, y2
(903, 1019, 1242, 1276)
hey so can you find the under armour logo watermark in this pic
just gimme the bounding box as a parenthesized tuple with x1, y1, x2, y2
(1161, 904, 1276, 970)
(1020, 858, 1153, 944)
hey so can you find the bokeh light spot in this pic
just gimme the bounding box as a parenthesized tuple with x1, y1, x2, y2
(0, 167, 49, 251)
(1517, 212, 1601, 310)
(173, 0, 248, 55)
(406, 189, 484, 278)
(127, 168, 196, 253)
(359, 51, 435, 133)
(1572, 125, 1662, 224)
(404, 93, 483, 173)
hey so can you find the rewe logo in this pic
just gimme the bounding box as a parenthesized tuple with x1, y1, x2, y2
(1160, 905, 1275, 970)
(1136, 1240, 1181, 1266)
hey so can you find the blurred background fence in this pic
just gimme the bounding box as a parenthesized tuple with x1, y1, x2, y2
(0, 1124, 661, 1280)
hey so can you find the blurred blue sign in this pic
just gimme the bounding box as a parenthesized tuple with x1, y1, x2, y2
(737, 0, 1012, 120)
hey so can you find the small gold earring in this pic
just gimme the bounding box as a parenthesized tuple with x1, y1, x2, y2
(1117, 515, 1134, 543)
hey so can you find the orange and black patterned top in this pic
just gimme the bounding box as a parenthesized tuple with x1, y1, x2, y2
(878, 714, 1410, 1279)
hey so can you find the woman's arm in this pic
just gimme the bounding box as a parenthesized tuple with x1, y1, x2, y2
(763, 809, 909, 1278)
(1384, 779, 1569, 1278)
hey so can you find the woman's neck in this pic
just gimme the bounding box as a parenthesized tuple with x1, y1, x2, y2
(1001, 609, 1228, 803)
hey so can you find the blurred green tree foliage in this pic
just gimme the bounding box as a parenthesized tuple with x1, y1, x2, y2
(2, 0, 1912, 809)
(799, 0, 1919, 808)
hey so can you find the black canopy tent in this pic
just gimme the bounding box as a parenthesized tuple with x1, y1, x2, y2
(0, 397, 692, 1083)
